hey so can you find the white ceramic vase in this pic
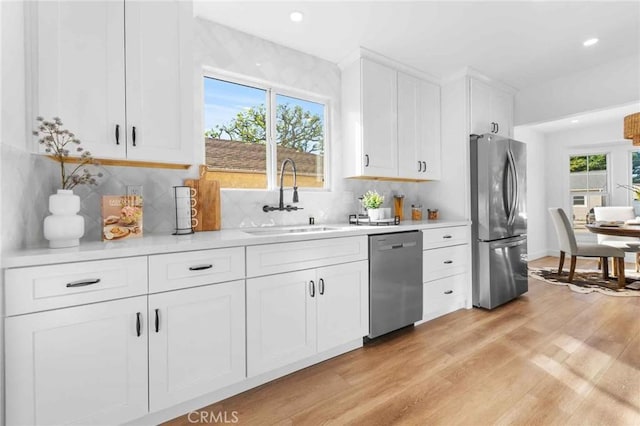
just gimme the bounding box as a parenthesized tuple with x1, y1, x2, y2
(44, 189, 84, 248)
(367, 208, 383, 221)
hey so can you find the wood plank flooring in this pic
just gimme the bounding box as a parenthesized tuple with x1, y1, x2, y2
(165, 257, 640, 425)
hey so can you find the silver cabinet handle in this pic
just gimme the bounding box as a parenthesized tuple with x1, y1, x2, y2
(309, 280, 315, 297)
(418, 161, 422, 172)
(66, 278, 101, 288)
(364, 154, 370, 167)
(444, 260, 453, 264)
(444, 290, 453, 295)
(189, 264, 213, 271)
(422, 161, 427, 172)
(319, 278, 325, 295)
(154, 308, 160, 333)
(442, 235, 452, 239)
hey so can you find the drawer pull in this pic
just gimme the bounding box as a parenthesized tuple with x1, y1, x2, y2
(444, 290, 453, 295)
(309, 280, 315, 298)
(66, 278, 101, 288)
(442, 235, 452, 239)
(444, 260, 453, 264)
(319, 278, 325, 295)
(189, 264, 213, 271)
(155, 309, 160, 333)
(136, 312, 142, 337)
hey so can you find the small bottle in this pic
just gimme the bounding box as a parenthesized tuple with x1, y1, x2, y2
(411, 204, 422, 221)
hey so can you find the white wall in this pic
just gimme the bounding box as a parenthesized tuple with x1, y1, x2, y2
(513, 126, 547, 260)
(515, 55, 640, 126)
(536, 120, 635, 254)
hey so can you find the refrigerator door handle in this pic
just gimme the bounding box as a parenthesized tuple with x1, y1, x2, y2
(507, 147, 518, 226)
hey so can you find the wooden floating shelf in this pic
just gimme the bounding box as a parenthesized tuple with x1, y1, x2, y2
(46, 155, 192, 170)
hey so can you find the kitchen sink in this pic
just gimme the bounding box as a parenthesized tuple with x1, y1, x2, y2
(242, 225, 343, 236)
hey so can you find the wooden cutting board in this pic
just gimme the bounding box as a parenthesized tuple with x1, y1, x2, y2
(183, 179, 202, 232)
(184, 165, 221, 231)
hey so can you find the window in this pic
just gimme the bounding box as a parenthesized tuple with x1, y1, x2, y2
(572, 195, 585, 206)
(569, 153, 608, 231)
(203, 76, 326, 189)
(632, 151, 640, 187)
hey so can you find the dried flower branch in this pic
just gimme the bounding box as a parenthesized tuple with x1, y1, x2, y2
(33, 116, 102, 190)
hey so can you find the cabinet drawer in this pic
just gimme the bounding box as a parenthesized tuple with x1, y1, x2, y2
(246, 236, 367, 277)
(422, 226, 469, 249)
(423, 273, 468, 321)
(423, 244, 468, 282)
(149, 247, 244, 293)
(5, 257, 147, 316)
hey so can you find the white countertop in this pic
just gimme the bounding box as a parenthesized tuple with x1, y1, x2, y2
(2, 219, 470, 268)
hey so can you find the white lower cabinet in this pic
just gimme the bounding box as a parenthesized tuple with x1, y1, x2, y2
(5, 296, 149, 426)
(423, 273, 468, 322)
(148, 280, 246, 412)
(421, 226, 471, 322)
(247, 260, 368, 377)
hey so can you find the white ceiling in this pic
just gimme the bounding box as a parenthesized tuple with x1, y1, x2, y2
(194, 1, 640, 91)
(522, 102, 639, 135)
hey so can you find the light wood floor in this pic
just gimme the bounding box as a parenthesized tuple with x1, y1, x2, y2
(165, 257, 640, 425)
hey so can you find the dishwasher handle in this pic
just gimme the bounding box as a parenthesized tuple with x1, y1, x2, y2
(378, 241, 417, 251)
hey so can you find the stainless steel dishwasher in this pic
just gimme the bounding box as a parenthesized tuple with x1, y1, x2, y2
(368, 231, 423, 339)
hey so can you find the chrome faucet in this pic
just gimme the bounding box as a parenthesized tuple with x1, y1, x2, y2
(263, 158, 303, 212)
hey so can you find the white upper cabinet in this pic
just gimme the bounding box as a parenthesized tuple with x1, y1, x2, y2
(34, 1, 126, 159)
(32, 0, 193, 164)
(360, 58, 398, 178)
(124, 1, 193, 163)
(342, 56, 441, 180)
(469, 78, 513, 138)
(397, 72, 441, 180)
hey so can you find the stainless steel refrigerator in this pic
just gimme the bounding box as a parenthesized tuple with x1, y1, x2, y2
(470, 133, 528, 309)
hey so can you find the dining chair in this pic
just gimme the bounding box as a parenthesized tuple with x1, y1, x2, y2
(594, 206, 640, 272)
(548, 208, 626, 287)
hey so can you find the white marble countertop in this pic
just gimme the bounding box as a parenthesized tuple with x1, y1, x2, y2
(2, 219, 470, 268)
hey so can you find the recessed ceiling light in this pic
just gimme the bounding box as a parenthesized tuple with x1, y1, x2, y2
(290, 11, 303, 23)
(571, 119, 580, 123)
(583, 38, 599, 47)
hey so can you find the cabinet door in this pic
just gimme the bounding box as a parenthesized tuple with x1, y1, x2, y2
(361, 58, 398, 177)
(398, 73, 441, 180)
(491, 87, 513, 137)
(247, 270, 316, 377)
(316, 261, 369, 352)
(34, 1, 126, 159)
(148, 281, 245, 411)
(470, 78, 513, 137)
(469, 78, 493, 135)
(124, 1, 193, 164)
(5, 297, 148, 425)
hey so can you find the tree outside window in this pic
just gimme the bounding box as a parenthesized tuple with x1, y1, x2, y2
(203, 77, 325, 189)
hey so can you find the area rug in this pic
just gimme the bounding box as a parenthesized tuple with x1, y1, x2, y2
(529, 267, 640, 297)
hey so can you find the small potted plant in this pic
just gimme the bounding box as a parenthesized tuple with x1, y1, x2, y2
(362, 190, 385, 221)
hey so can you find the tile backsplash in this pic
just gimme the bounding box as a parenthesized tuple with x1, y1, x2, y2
(1, 145, 430, 252)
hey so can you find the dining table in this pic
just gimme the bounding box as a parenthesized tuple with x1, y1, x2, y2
(586, 222, 640, 238)
(586, 222, 640, 289)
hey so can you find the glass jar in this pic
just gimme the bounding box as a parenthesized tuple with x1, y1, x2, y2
(411, 204, 422, 221)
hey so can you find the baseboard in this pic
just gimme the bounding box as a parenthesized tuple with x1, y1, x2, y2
(527, 250, 548, 261)
(125, 339, 363, 426)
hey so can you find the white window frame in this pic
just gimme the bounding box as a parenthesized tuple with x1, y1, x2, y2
(629, 149, 640, 205)
(202, 68, 330, 192)
(566, 150, 611, 226)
